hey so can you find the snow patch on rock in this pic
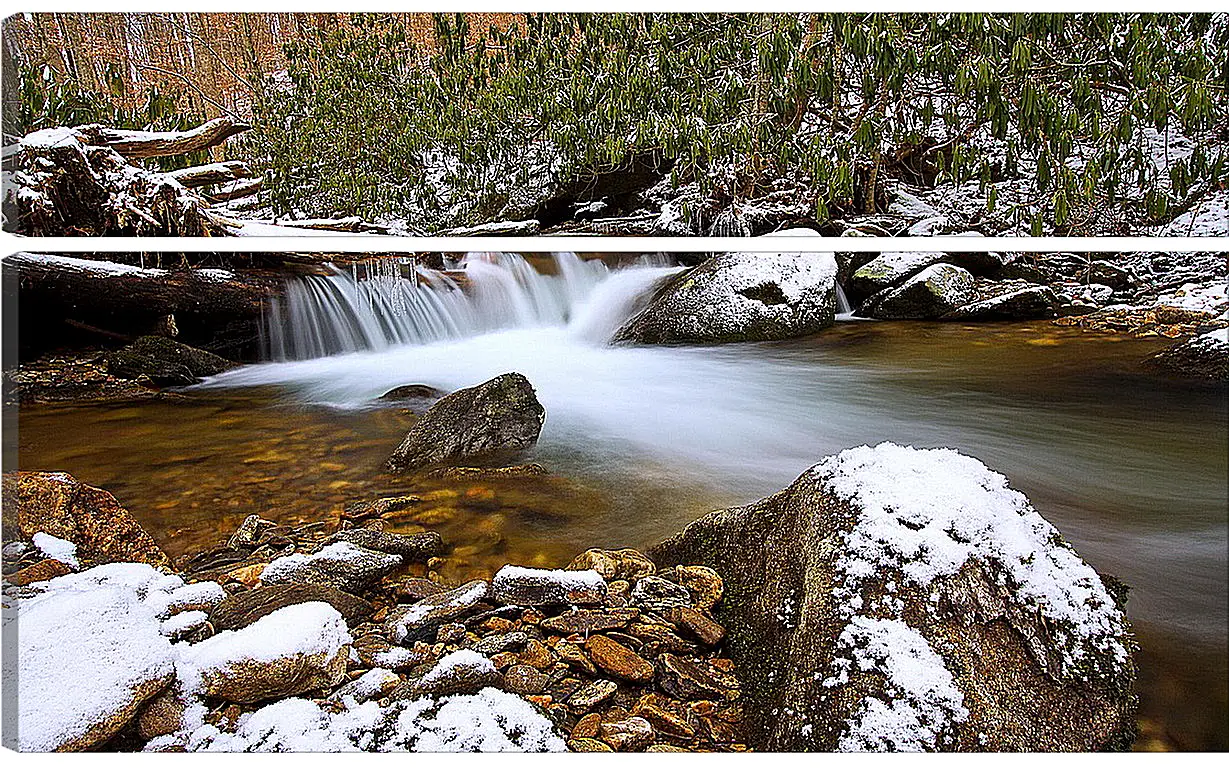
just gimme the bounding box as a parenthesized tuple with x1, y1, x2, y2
(31, 531, 79, 568)
(180, 688, 565, 752)
(811, 442, 1129, 682)
(831, 616, 969, 752)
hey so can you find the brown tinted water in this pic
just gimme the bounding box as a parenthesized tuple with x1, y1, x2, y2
(14, 321, 1227, 750)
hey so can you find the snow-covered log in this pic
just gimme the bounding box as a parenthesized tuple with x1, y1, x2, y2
(4, 253, 278, 355)
(74, 117, 251, 159)
(167, 161, 252, 188)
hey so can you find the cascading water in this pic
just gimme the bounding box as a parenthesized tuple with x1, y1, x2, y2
(261, 253, 661, 361)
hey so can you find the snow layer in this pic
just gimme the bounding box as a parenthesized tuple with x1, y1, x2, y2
(1154, 281, 1228, 315)
(8, 564, 184, 751)
(181, 688, 565, 752)
(31, 532, 79, 569)
(812, 443, 1129, 681)
(7, 252, 168, 278)
(832, 616, 969, 752)
(19, 127, 83, 150)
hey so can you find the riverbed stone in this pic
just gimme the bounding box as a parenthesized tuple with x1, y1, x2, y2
(569, 679, 618, 711)
(662, 565, 724, 610)
(260, 542, 403, 594)
(1148, 328, 1228, 380)
(386, 372, 546, 472)
(845, 251, 948, 305)
(325, 528, 444, 562)
(567, 548, 656, 581)
(386, 579, 491, 644)
(504, 664, 549, 695)
(631, 575, 692, 609)
(409, 649, 502, 696)
(613, 252, 838, 344)
(650, 442, 1138, 751)
(2, 471, 170, 568)
(106, 335, 235, 385)
(184, 603, 352, 704)
(663, 605, 726, 646)
(211, 583, 374, 630)
(600, 716, 656, 751)
(586, 635, 654, 683)
(540, 607, 640, 635)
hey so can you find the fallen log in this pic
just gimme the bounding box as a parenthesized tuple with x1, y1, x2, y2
(168, 160, 253, 188)
(74, 116, 251, 159)
(4, 253, 280, 359)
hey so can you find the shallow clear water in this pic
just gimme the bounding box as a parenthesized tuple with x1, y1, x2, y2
(15, 258, 1228, 750)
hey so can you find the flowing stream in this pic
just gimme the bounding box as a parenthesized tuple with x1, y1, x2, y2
(16, 253, 1227, 750)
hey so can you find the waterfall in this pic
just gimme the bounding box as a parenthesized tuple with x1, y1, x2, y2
(262, 253, 679, 361)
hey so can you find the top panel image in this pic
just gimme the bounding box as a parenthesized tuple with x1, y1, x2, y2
(1, 12, 1226, 238)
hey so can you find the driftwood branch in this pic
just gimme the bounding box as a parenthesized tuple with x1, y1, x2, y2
(205, 177, 263, 203)
(168, 160, 253, 188)
(75, 116, 251, 159)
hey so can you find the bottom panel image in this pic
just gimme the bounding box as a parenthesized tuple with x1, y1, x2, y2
(1, 248, 1226, 753)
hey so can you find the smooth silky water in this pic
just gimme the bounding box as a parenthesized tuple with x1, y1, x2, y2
(16, 254, 1227, 749)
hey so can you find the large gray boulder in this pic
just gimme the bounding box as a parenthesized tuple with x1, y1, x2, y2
(106, 335, 235, 385)
(612, 251, 838, 344)
(651, 442, 1137, 752)
(386, 372, 545, 472)
(861, 264, 978, 320)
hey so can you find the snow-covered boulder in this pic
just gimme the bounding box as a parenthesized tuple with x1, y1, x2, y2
(386, 372, 546, 473)
(613, 252, 838, 344)
(177, 687, 565, 752)
(1148, 328, 1229, 380)
(179, 602, 352, 703)
(7, 564, 203, 750)
(2, 471, 170, 567)
(409, 650, 503, 696)
(860, 264, 978, 320)
(260, 542, 403, 594)
(651, 442, 1137, 751)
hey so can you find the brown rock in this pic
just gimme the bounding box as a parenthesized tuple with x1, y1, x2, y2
(586, 635, 654, 684)
(553, 641, 597, 675)
(504, 664, 548, 695)
(3, 471, 169, 567)
(341, 495, 422, 523)
(568, 679, 618, 711)
(518, 638, 555, 669)
(634, 701, 696, 740)
(7, 558, 72, 586)
(646, 744, 690, 752)
(657, 654, 739, 701)
(394, 577, 445, 602)
(567, 548, 656, 581)
(664, 565, 724, 610)
(571, 712, 603, 739)
(479, 616, 515, 634)
(627, 622, 693, 655)
(540, 608, 639, 635)
(210, 584, 374, 630)
(600, 716, 655, 751)
(664, 605, 726, 646)
(435, 623, 467, 644)
(226, 563, 267, 587)
(137, 687, 188, 741)
(567, 737, 614, 752)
